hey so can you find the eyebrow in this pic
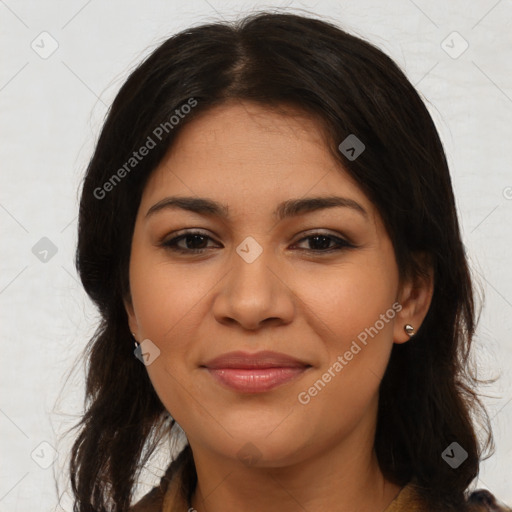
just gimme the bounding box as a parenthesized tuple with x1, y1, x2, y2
(145, 195, 368, 221)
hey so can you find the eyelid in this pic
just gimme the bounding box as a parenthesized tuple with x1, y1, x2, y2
(160, 228, 357, 254)
(292, 232, 356, 251)
(160, 228, 353, 244)
(293, 228, 353, 243)
(159, 229, 217, 246)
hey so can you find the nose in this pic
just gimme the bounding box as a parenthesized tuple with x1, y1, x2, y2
(211, 243, 295, 331)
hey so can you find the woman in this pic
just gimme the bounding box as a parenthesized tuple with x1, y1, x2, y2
(71, 11, 510, 512)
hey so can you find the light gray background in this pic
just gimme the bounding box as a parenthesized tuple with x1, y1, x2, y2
(1, 0, 511, 510)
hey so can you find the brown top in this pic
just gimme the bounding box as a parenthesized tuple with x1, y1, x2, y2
(130, 459, 511, 512)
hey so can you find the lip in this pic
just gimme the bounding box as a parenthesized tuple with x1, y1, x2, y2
(201, 350, 311, 393)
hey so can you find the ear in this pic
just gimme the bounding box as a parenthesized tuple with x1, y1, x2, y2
(123, 294, 140, 340)
(393, 251, 434, 344)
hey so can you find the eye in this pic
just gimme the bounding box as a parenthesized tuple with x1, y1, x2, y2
(292, 232, 355, 253)
(161, 231, 219, 254)
(161, 230, 355, 255)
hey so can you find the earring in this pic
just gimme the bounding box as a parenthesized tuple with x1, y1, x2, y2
(404, 324, 415, 337)
(131, 332, 139, 346)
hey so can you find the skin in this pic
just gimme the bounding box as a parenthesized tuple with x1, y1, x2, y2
(125, 100, 434, 512)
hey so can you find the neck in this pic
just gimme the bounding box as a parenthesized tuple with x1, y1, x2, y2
(189, 419, 401, 512)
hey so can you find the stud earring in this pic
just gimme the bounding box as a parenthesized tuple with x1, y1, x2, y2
(404, 324, 415, 337)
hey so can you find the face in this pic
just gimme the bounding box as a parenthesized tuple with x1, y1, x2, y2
(125, 100, 422, 468)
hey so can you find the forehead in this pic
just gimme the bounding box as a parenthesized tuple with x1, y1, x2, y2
(140, 101, 377, 225)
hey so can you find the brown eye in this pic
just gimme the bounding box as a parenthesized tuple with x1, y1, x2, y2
(161, 230, 356, 256)
(292, 233, 355, 253)
(162, 231, 219, 253)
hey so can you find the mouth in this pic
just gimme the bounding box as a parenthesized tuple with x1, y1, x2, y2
(200, 350, 312, 393)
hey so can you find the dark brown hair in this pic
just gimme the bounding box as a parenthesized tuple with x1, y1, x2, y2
(71, 11, 493, 511)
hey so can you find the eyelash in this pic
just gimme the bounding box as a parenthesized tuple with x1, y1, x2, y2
(161, 230, 356, 255)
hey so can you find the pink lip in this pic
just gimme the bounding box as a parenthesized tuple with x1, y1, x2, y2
(201, 351, 311, 393)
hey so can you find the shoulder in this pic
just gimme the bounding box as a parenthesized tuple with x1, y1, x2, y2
(387, 481, 512, 512)
(466, 489, 512, 512)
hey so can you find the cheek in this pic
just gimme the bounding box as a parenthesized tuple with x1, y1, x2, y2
(129, 250, 209, 345)
(298, 251, 399, 397)
(128, 251, 209, 420)
(301, 252, 398, 345)
(294, 276, 397, 437)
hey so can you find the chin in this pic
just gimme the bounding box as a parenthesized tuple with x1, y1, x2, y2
(199, 419, 314, 467)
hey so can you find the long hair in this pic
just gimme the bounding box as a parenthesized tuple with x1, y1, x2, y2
(71, 11, 492, 511)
